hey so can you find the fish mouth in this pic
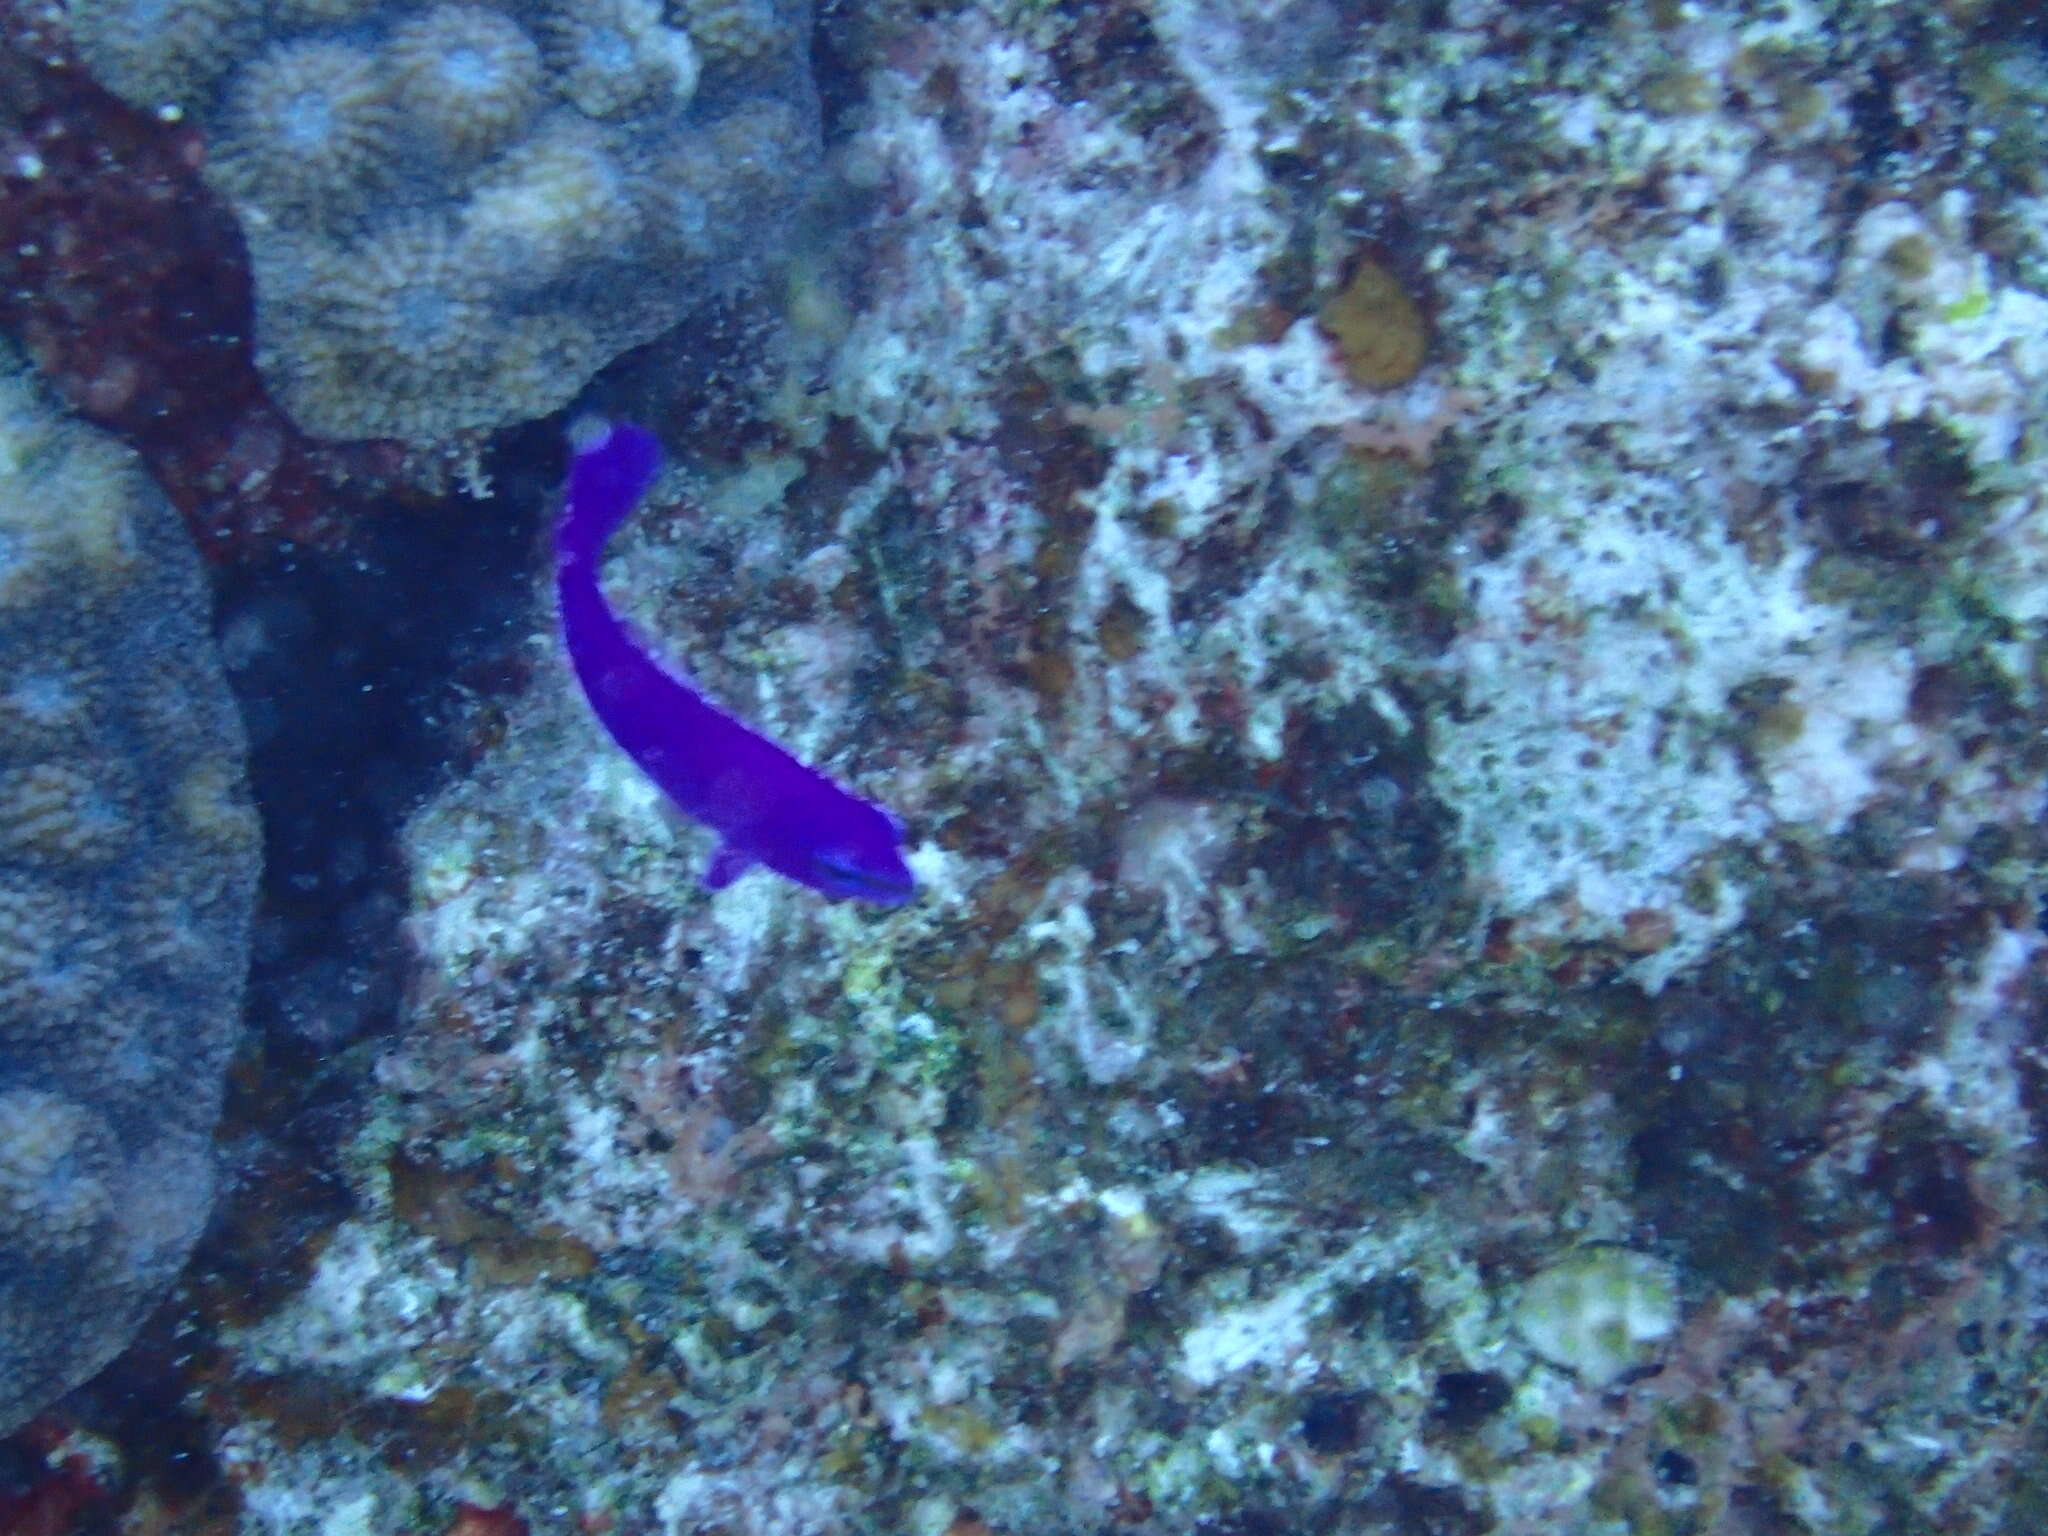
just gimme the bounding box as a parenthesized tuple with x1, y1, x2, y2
(810, 851, 916, 905)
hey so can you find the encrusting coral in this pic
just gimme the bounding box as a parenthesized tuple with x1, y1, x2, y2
(262, 219, 499, 441)
(61, 0, 261, 110)
(541, 0, 699, 121)
(210, 38, 396, 217)
(13, 0, 2048, 1532)
(55, 0, 821, 444)
(0, 344, 259, 1435)
(386, 5, 544, 161)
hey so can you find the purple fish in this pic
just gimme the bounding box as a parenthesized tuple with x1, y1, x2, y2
(556, 420, 915, 905)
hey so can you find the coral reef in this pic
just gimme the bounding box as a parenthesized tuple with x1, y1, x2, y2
(262, 218, 499, 443)
(680, 0, 789, 68)
(0, 1090, 115, 1258)
(462, 114, 637, 276)
(250, 210, 615, 442)
(0, 8, 422, 557)
(14, 2, 2048, 1534)
(56, 0, 821, 444)
(0, 343, 260, 1435)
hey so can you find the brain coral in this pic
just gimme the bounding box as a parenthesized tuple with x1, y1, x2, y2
(0, 345, 261, 1435)
(60, 0, 822, 444)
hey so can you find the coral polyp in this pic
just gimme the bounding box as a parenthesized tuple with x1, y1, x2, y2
(61, 0, 261, 110)
(269, 221, 497, 440)
(542, 0, 701, 121)
(679, 0, 786, 67)
(53, 0, 821, 444)
(211, 39, 395, 217)
(462, 114, 638, 278)
(388, 6, 544, 161)
(0, 763, 130, 866)
(0, 884, 102, 1023)
(0, 1089, 114, 1259)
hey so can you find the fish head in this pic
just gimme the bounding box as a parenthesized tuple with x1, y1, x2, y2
(789, 799, 917, 906)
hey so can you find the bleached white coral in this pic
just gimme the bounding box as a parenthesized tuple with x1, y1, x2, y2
(1513, 1247, 1679, 1388)
(1793, 194, 2048, 470)
(1430, 506, 1921, 989)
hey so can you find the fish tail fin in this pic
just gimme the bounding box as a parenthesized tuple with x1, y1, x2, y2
(556, 419, 664, 570)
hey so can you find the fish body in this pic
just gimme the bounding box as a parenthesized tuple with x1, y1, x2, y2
(556, 421, 915, 905)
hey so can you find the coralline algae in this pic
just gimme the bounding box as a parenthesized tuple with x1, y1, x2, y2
(58, 0, 821, 444)
(0, 344, 260, 1434)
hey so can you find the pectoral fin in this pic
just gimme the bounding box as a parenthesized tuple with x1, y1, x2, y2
(702, 843, 757, 891)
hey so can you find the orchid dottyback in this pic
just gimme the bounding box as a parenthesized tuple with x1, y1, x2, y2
(556, 421, 916, 905)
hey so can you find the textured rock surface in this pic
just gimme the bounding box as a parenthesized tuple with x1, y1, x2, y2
(147, 3, 2048, 1532)
(58, 0, 820, 444)
(0, 343, 260, 1433)
(14, 3, 2048, 1534)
